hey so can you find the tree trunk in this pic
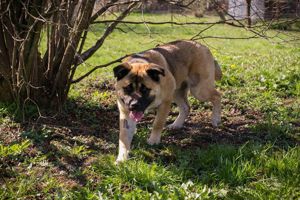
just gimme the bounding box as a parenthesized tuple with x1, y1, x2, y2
(0, 0, 139, 111)
(246, 0, 252, 27)
(0, 0, 96, 109)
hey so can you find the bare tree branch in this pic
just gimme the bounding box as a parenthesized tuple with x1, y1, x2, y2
(78, 2, 138, 64)
(90, 0, 141, 22)
(90, 0, 119, 22)
(192, 35, 260, 40)
(92, 19, 226, 25)
(71, 55, 128, 84)
(51, 0, 96, 101)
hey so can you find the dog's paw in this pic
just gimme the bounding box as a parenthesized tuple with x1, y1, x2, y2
(147, 136, 161, 145)
(166, 123, 183, 130)
(115, 159, 123, 165)
(212, 117, 221, 127)
(115, 151, 129, 164)
(115, 157, 127, 165)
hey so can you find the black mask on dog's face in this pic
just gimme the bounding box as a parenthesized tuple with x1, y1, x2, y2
(113, 63, 165, 122)
(121, 80, 154, 113)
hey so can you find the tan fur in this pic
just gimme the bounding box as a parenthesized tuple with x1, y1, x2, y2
(115, 40, 222, 163)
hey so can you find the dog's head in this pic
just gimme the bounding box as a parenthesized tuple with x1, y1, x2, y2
(113, 62, 165, 122)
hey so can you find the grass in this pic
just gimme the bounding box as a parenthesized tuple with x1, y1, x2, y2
(1, 13, 300, 199)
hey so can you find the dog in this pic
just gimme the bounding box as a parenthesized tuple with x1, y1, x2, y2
(113, 40, 222, 163)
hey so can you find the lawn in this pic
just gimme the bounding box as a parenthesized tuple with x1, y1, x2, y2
(0, 13, 299, 199)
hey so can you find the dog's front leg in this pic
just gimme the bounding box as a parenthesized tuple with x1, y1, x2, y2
(116, 110, 136, 163)
(147, 101, 171, 145)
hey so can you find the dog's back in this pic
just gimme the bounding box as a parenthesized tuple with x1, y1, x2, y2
(152, 40, 222, 127)
(149, 40, 220, 89)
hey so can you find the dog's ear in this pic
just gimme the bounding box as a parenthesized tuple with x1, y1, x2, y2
(113, 63, 131, 81)
(146, 66, 165, 82)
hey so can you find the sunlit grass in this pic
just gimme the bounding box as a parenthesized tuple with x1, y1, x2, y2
(1, 13, 299, 199)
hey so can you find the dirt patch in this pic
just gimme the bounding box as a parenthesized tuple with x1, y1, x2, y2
(162, 109, 264, 148)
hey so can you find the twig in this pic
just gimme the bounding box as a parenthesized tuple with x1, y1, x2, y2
(92, 20, 226, 25)
(71, 55, 128, 84)
(90, 0, 140, 22)
(191, 23, 217, 40)
(78, 2, 138, 64)
(192, 35, 260, 40)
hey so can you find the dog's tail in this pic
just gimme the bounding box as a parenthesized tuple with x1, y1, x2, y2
(214, 60, 222, 81)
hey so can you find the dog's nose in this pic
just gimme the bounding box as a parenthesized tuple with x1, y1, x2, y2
(129, 99, 140, 111)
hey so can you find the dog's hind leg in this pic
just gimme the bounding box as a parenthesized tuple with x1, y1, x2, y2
(167, 81, 190, 129)
(209, 90, 221, 127)
(190, 78, 221, 127)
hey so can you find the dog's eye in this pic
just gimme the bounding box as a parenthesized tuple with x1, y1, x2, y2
(140, 84, 150, 94)
(123, 84, 134, 94)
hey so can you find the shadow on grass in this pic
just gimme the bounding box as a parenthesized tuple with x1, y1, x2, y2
(14, 98, 120, 187)
(1, 91, 299, 190)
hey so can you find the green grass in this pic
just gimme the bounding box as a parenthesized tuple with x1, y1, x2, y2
(1, 13, 300, 199)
